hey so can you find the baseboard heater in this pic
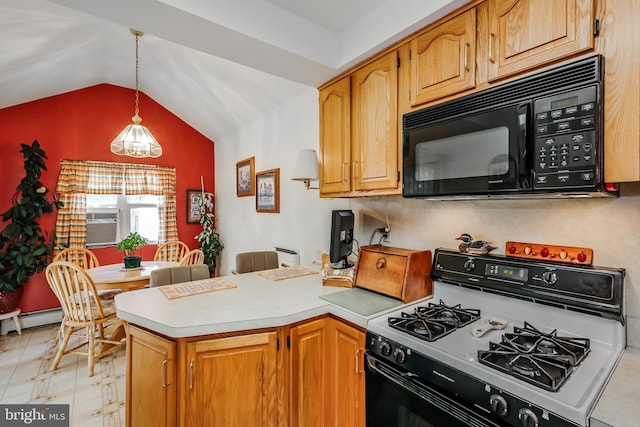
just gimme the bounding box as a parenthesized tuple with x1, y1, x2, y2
(0, 308, 62, 335)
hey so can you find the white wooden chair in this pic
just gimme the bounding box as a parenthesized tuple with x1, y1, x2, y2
(45, 261, 126, 376)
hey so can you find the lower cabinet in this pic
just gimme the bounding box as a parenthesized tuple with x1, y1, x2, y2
(288, 316, 366, 427)
(126, 317, 365, 427)
(327, 318, 366, 427)
(183, 332, 278, 427)
(127, 325, 177, 427)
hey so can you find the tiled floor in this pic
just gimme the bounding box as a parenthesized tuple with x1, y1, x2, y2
(0, 324, 126, 426)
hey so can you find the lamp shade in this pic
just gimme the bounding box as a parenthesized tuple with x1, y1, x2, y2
(110, 115, 162, 158)
(291, 149, 319, 181)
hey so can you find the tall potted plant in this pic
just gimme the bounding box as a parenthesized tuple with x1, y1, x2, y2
(194, 191, 224, 275)
(116, 232, 148, 269)
(0, 141, 61, 313)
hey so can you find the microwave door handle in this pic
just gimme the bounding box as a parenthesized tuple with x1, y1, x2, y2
(518, 103, 531, 186)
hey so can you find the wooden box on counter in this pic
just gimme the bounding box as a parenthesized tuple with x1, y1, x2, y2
(354, 245, 432, 303)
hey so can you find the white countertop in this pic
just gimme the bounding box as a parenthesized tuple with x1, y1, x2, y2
(591, 347, 640, 427)
(114, 269, 419, 338)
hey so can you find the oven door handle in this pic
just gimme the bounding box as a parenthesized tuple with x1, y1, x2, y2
(365, 354, 502, 427)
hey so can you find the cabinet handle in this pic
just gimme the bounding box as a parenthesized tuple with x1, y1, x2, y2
(464, 43, 470, 71)
(489, 33, 495, 63)
(355, 348, 363, 374)
(353, 161, 359, 180)
(342, 162, 348, 182)
(189, 360, 194, 389)
(162, 359, 169, 387)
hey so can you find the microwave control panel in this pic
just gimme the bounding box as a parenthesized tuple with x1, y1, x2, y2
(533, 86, 598, 191)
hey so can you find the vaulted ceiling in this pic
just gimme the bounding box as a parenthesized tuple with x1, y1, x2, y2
(0, 0, 468, 141)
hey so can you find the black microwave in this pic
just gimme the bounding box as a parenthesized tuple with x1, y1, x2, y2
(402, 55, 617, 199)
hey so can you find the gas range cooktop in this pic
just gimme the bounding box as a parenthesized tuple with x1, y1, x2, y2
(365, 248, 626, 427)
(388, 300, 481, 342)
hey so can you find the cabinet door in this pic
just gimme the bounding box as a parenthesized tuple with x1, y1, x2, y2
(289, 317, 329, 427)
(351, 51, 399, 192)
(184, 332, 277, 427)
(127, 325, 176, 427)
(319, 77, 352, 195)
(410, 8, 476, 105)
(327, 318, 366, 427)
(487, 0, 595, 81)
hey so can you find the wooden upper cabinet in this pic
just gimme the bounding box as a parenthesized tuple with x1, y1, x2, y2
(410, 8, 476, 105)
(184, 332, 277, 427)
(487, 0, 595, 81)
(351, 51, 399, 192)
(319, 77, 351, 195)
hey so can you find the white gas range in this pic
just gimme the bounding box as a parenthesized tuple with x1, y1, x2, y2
(365, 249, 625, 427)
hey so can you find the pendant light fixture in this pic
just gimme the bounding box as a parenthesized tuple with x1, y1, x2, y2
(110, 29, 162, 158)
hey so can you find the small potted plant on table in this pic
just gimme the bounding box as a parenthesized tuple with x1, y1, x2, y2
(116, 232, 148, 269)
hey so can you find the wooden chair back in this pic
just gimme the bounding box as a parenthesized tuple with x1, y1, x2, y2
(53, 247, 100, 269)
(45, 261, 125, 376)
(179, 249, 205, 266)
(154, 241, 190, 262)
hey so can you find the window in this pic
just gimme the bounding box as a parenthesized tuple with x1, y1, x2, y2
(55, 160, 177, 248)
(86, 194, 161, 246)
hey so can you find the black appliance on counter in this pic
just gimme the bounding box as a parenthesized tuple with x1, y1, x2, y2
(402, 55, 618, 199)
(365, 249, 625, 427)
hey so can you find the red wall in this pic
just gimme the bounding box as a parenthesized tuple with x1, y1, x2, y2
(0, 84, 215, 313)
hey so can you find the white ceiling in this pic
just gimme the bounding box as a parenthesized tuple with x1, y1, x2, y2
(0, 0, 468, 141)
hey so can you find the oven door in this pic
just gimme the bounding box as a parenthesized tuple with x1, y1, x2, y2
(365, 354, 504, 427)
(402, 104, 530, 198)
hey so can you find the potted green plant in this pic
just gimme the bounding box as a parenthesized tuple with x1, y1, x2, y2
(0, 141, 61, 313)
(194, 191, 224, 275)
(116, 232, 148, 269)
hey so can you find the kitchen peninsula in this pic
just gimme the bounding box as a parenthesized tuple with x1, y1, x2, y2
(115, 268, 408, 427)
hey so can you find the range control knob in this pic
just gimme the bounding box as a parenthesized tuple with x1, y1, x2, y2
(559, 249, 568, 260)
(542, 270, 558, 285)
(577, 252, 588, 263)
(463, 259, 475, 272)
(489, 394, 509, 417)
(380, 341, 392, 356)
(540, 247, 550, 257)
(519, 408, 539, 427)
(393, 348, 407, 364)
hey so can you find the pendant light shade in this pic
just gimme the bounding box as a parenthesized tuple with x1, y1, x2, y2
(110, 29, 162, 158)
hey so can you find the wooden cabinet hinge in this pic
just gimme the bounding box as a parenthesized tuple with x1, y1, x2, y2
(593, 19, 600, 36)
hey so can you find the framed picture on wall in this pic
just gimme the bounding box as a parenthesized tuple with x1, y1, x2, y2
(256, 168, 280, 213)
(236, 157, 255, 197)
(186, 190, 203, 223)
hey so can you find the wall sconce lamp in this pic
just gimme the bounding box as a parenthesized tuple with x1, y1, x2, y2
(291, 149, 320, 190)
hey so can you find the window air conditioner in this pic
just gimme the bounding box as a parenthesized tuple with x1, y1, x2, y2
(86, 209, 119, 247)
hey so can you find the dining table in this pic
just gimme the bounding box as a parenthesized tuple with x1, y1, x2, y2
(86, 260, 179, 292)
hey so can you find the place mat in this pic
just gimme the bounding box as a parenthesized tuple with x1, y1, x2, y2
(257, 266, 318, 281)
(158, 277, 237, 300)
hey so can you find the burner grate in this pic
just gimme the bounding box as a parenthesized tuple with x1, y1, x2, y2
(477, 321, 590, 392)
(388, 300, 481, 342)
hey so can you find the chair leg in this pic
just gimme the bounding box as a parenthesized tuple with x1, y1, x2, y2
(51, 326, 73, 371)
(87, 326, 96, 377)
